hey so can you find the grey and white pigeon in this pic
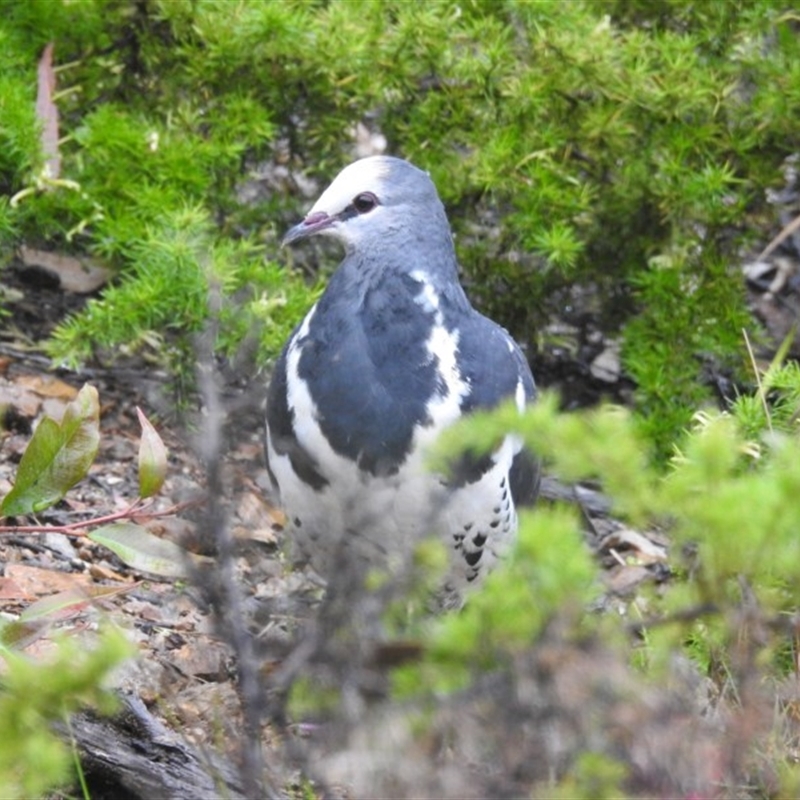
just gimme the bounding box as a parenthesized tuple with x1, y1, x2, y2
(266, 156, 539, 593)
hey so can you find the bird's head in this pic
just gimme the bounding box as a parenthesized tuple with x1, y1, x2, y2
(282, 156, 451, 255)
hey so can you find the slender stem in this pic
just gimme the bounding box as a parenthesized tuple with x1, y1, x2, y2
(0, 497, 202, 537)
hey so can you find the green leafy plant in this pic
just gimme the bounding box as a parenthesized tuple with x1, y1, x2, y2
(375, 393, 800, 795)
(0, 628, 132, 800)
(0, 384, 195, 579)
(0, 385, 185, 796)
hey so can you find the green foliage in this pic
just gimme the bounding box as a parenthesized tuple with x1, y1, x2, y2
(137, 406, 168, 499)
(1, 384, 99, 517)
(665, 414, 800, 598)
(0, 384, 193, 579)
(393, 502, 598, 696)
(88, 522, 191, 578)
(349, 392, 797, 792)
(410, 393, 800, 703)
(731, 355, 800, 443)
(44, 208, 317, 368)
(1, 0, 314, 374)
(0, 628, 132, 799)
(0, 24, 38, 195)
(678, 337, 800, 468)
(539, 752, 629, 800)
(1, 0, 799, 444)
(288, 675, 342, 721)
(624, 249, 751, 456)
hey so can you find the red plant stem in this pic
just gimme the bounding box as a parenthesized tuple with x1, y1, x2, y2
(0, 498, 202, 538)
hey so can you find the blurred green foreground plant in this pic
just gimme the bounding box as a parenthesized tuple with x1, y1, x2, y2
(0, 385, 196, 796)
(385, 390, 800, 795)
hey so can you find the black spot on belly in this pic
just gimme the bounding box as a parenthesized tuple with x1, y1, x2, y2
(294, 517, 302, 528)
(465, 550, 483, 567)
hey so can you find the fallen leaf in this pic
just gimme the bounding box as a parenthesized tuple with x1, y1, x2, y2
(232, 524, 277, 545)
(89, 522, 196, 578)
(0, 377, 43, 418)
(605, 564, 653, 595)
(590, 341, 621, 383)
(36, 42, 60, 179)
(236, 490, 285, 531)
(19, 246, 109, 293)
(4, 564, 92, 596)
(17, 374, 78, 401)
(0, 576, 32, 601)
(1, 583, 132, 651)
(598, 527, 667, 565)
(89, 563, 130, 582)
(171, 641, 229, 680)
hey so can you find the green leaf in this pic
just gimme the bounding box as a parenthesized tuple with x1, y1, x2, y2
(0, 583, 135, 651)
(1, 384, 100, 517)
(88, 522, 191, 578)
(136, 407, 168, 499)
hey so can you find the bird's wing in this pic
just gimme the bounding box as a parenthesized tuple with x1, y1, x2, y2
(443, 309, 540, 507)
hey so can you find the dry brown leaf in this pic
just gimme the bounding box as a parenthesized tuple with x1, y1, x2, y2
(19, 246, 109, 293)
(36, 42, 60, 179)
(16, 639, 60, 661)
(605, 564, 652, 595)
(4, 563, 93, 596)
(599, 527, 667, 565)
(0, 376, 44, 417)
(232, 524, 277, 545)
(235, 489, 285, 531)
(171, 640, 230, 680)
(88, 562, 130, 582)
(17, 373, 79, 400)
(230, 441, 263, 461)
(0, 576, 32, 601)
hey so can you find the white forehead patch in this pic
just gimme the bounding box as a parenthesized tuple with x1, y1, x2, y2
(309, 157, 393, 217)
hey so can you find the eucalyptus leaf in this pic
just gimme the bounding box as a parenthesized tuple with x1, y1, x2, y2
(136, 407, 168, 499)
(1, 384, 100, 517)
(88, 522, 191, 578)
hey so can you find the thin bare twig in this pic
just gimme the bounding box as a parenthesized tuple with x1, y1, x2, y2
(0, 498, 202, 536)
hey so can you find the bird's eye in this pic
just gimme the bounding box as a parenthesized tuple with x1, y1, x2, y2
(352, 192, 378, 214)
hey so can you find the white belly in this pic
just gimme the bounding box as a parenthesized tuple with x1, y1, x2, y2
(266, 425, 521, 589)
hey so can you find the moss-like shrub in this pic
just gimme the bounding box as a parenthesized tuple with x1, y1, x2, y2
(1, 0, 799, 448)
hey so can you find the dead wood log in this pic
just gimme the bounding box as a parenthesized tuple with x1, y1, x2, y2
(56, 693, 248, 800)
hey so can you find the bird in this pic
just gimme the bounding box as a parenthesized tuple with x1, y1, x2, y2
(265, 155, 539, 596)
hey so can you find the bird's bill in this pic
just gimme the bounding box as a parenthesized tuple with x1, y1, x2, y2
(282, 211, 336, 246)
